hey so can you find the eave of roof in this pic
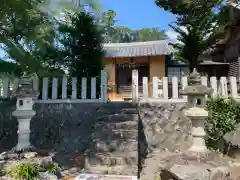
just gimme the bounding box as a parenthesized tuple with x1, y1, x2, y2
(200, 61, 229, 65)
(103, 40, 174, 58)
(168, 60, 229, 66)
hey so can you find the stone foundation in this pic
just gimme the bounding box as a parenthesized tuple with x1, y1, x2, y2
(0, 100, 193, 177)
(0, 102, 136, 154)
(138, 101, 192, 153)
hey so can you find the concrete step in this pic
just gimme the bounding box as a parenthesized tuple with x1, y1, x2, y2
(120, 108, 138, 114)
(93, 129, 138, 141)
(96, 114, 137, 123)
(91, 139, 138, 152)
(85, 151, 137, 166)
(83, 164, 138, 176)
(94, 121, 137, 130)
(95, 103, 136, 114)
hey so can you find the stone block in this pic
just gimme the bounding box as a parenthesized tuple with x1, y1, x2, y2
(93, 129, 138, 141)
(160, 164, 230, 180)
(94, 121, 137, 130)
(91, 139, 137, 153)
(96, 114, 137, 123)
(86, 152, 137, 166)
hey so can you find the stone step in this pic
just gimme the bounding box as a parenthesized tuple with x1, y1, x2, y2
(96, 114, 137, 123)
(85, 151, 137, 166)
(120, 108, 138, 114)
(95, 103, 136, 114)
(84, 164, 138, 176)
(93, 129, 138, 141)
(91, 139, 138, 152)
(94, 121, 137, 130)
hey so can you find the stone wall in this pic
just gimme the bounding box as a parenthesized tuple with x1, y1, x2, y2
(138, 101, 192, 153)
(0, 101, 192, 156)
(0, 102, 135, 154)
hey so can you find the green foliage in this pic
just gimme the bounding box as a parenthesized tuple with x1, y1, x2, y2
(0, 60, 22, 76)
(136, 27, 168, 42)
(205, 98, 240, 149)
(0, 0, 59, 76)
(59, 11, 104, 97)
(155, 0, 229, 70)
(40, 163, 58, 174)
(8, 161, 59, 180)
(155, 0, 226, 17)
(8, 163, 40, 180)
(102, 9, 167, 43)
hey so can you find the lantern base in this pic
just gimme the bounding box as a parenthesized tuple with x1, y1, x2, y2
(11, 144, 36, 153)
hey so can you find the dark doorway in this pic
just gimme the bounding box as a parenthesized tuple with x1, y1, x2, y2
(116, 63, 149, 93)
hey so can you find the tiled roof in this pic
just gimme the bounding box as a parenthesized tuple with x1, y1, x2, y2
(200, 61, 229, 65)
(168, 59, 229, 66)
(103, 40, 174, 58)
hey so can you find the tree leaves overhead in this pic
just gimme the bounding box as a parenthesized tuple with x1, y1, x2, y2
(155, 0, 229, 70)
(0, 0, 55, 46)
(155, 0, 225, 16)
(59, 11, 104, 78)
(58, 11, 104, 97)
(0, 0, 55, 76)
(137, 28, 168, 42)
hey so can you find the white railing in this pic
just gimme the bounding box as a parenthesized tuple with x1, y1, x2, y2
(0, 70, 108, 103)
(132, 70, 240, 101)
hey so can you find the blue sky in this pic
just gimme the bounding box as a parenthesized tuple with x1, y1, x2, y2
(100, 0, 177, 38)
(0, 0, 178, 60)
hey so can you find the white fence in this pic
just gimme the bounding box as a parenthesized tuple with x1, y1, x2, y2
(0, 70, 108, 103)
(132, 70, 239, 101)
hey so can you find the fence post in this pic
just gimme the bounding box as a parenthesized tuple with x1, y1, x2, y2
(13, 78, 20, 92)
(181, 76, 188, 100)
(162, 77, 168, 99)
(142, 77, 148, 98)
(52, 78, 58, 100)
(101, 70, 108, 103)
(42, 77, 48, 100)
(71, 77, 77, 99)
(210, 77, 217, 98)
(152, 76, 159, 98)
(219, 76, 228, 97)
(81, 77, 87, 99)
(91, 77, 96, 99)
(62, 76, 68, 99)
(201, 76, 208, 99)
(33, 75, 39, 92)
(132, 69, 138, 104)
(3, 76, 10, 98)
(172, 76, 178, 99)
(230, 76, 238, 98)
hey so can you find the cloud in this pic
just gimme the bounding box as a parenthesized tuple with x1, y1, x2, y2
(166, 26, 188, 43)
(166, 30, 178, 41)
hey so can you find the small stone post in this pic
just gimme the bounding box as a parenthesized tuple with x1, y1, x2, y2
(179, 68, 213, 153)
(11, 73, 39, 152)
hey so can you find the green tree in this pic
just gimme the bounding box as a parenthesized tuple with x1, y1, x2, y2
(59, 11, 104, 97)
(102, 9, 167, 43)
(136, 27, 168, 41)
(0, 0, 58, 76)
(155, 0, 229, 71)
(102, 9, 118, 42)
(0, 0, 103, 77)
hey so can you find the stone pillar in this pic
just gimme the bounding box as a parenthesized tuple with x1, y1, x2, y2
(11, 73, 39, 152)
(180, 68, 213, 153)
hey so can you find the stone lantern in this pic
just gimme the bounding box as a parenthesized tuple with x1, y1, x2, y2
(11, 73, 39, 151)
(179, 68, 213, 153)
